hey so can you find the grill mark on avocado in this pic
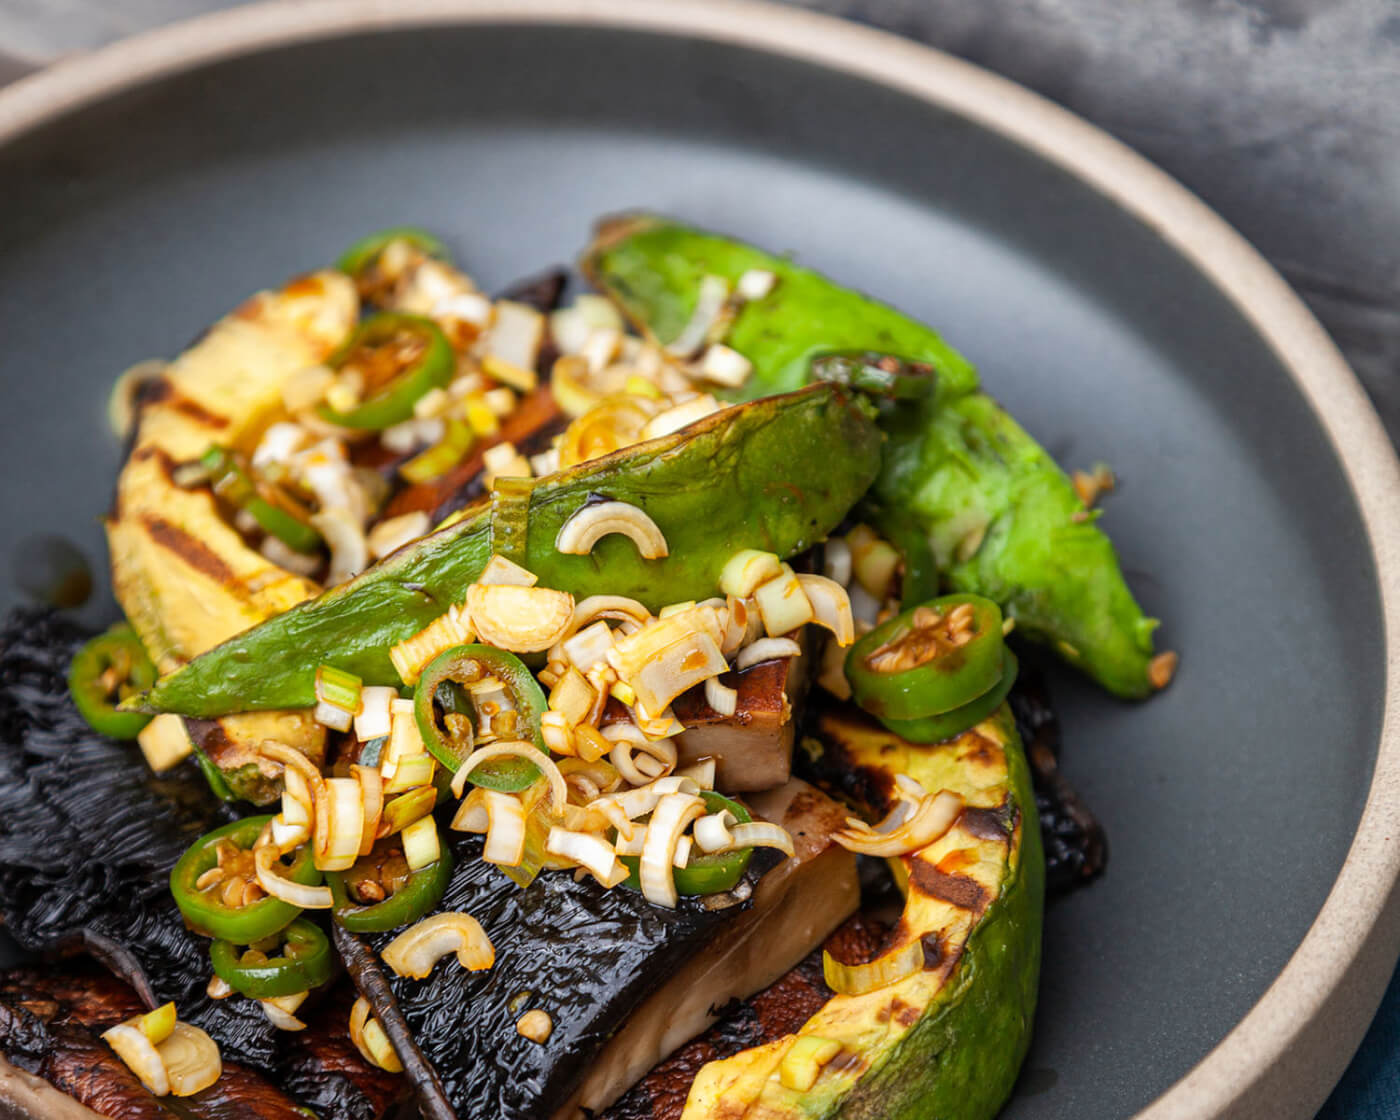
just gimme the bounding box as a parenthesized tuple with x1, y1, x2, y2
(960, 799, 1017, 841)
(141, 513, 241, 589)
(908, 864, 990, 912)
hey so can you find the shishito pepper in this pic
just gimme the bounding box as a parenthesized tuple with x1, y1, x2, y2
(68, 622, 156, 739)
(140, 382, 881, 716)
(328, 841, 454, 933)
(171, 816, 322, 942)
(318, 313, 455, 431)
(413, 645, 547, 791)
(584, 216, 1165, 699)
(209, 917, 333, 998)
(845, 594, 1004, 721)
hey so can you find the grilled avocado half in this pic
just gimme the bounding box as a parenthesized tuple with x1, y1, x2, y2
(107, 272, 359, 801)
(685, 703, 1043, 1119)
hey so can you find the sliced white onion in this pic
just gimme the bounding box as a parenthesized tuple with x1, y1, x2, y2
(555, 500, 669, 560)
(704, 675, 738, 716)
(483, 300, 544, 373)
(311, 507, 368, 586)
(253, 421, 312, 472)
(719, 596, 753, 658)
(697, 343, 752, 388)
(389, 604, 476, 686)
(823, 938, 925, 996)
(848, 582, 883, 628)
(260, 992, 308, 1032)
(639, 793, 707, 908)
(349, 997, 404, 1073)
(477, 554, 539, 587)
(664, 274, 729, 357)
(157, 1022, 222, 1096)
(823, 536, 853, 587)
(367, 511, 431, 560)
(254, 843, 333, 909)
(736, 268, 778, 301)
(453, 788, 526, 866)
(834, 790, 964, 858)
(136, 713, 192, 773)
(736, 637, 802, 671)
(452, 741, 566, 813)
(550, 294, 624, 355)
(467, 583, 574, 653)
(352, 764, 384, 856)
(270, 817, 310, 853)
(382, 912, 495, 979)
(613, 830, 646, 857)
(719, 550, 783, 599)
(546, 827, 623, 885)
(570, 595, 652, 636)
(605, 727, 678, 787)
(641, 394, 721, 440)
(102, 1022, 170, 1095)
(797, 574, 855, 646)
(314, 699, 354, 733)
(694, 810, 737, 853)
(260, 742, 325, 794)
(560, 620, 616, 674)
(261, 535, 322, 577)
(107, 359, 167, 441)
(354, 686, 396, 742)
(725, 821, 795, 859)
(314, 777, 365, 872)
(753, 564, 814, 637)
(816, 636, 853, 700)
(580, 326, 622, 373)
(615, 628, 728, 715)
(401, 815, 442, 871)
(674, 757, 717, 790)
(673, 835, 693, 869)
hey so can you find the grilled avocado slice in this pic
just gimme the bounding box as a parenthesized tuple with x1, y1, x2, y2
(684, 703, 1043, 1120)
(107, 271, 359, 800)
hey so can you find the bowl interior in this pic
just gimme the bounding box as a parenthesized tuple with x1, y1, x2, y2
(0, 23, 1383, 1118)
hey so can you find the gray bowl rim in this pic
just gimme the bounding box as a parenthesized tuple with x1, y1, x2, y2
(1, 2, 1398, 1116)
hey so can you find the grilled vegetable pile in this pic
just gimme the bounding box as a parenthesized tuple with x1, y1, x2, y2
(0, 217, 1168, 1120)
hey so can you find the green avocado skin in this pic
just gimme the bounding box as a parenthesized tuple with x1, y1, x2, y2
(832, 710, 1044, 1120)
(586, 217, 1160, 699)
(143, 383, 881, 716)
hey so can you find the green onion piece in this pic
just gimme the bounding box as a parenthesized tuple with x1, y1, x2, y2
(315, 664, 363, 714)
(400, 418, 475, 484)
(489, 476, 534, 566)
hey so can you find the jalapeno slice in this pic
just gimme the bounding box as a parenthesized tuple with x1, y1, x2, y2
(200, 446, 322, 555)
(845, 594, 1004, 721)
(413, 644, 548, 793)
(171, 816, 322, 942)
(68, 623, 156, 739)
(877, 649, 1019, 744)
(317, 313, 454, 431)
(337, 227, 449, 279)
(620, 792, 754, 897)
(209, 918, 333, 999)
(328, 839, 453, 933)
(810, 350, 937, 401)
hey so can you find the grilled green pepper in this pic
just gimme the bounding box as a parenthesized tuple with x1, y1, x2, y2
(317, 313, 455, 431)
(171, 816, 321, 942)
(414, 645, 548, 790)
(584, 216, 1166, 698)
(845, 594, 1004, 720)
(209, 917, 333, 998)
(140, 382, 881, 716)
(878, 648, 1019, 744)
(68, 623, 156, 739)
(328, 841, 453, 933)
